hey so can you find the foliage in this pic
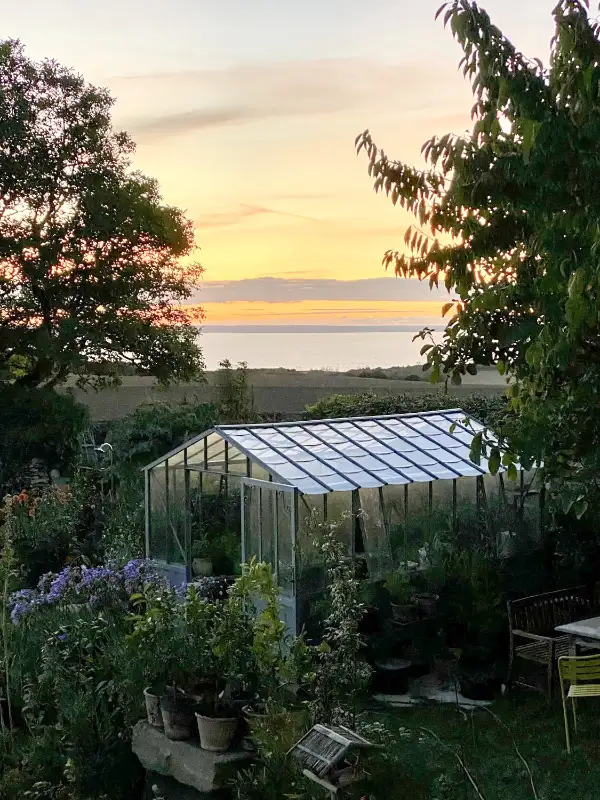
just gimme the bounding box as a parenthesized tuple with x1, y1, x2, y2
(0, 496, 16, 734)
(356, 1, 600, 510)
(8, 482, 106, 589)
(99, 471, 145, 566)
(215, 360, 256, 424)
(384, 569, 417, 605)
(0, 386, 88, 492)
(309, 518, 372, 727)
(108, 400, 217, 466)
(231, 708, 313, 800)
(233, 560, 311, 709)
(0, 39, 204, 389)
(306, 390, 508, 429)
(191, 487, 242, 574)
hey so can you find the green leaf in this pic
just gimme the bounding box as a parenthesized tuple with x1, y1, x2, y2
(451, 371, 462, 386)
(507, 463, 518, 482)
(521, 119, 536, 164)
(573, 499, 589, 520)
(466, 364, 477, 376)
(488, 448, 501, 475)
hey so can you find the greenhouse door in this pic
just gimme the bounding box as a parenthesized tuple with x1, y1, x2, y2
(241, 479, 298, 637)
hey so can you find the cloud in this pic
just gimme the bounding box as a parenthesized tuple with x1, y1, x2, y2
(194, 203, 320, 230)
(188, 276, 451, 304)
(116, 58, 465, 141)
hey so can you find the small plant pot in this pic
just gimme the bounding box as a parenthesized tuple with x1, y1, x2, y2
(458, 676, 498, 702)
(416, 593, 439, 617)
(391, 601, 418, 623)
(192, 557, 213, 577)
(160, 693, 196, 741)
(195, 712, 238, 752)
(144, 687, 164, 728)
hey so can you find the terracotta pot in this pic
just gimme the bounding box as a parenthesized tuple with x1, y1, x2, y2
(143, 687, 163, 728)
(160, 693, 196, 741)
(195, 712, 238, 752)
(192, 557, 213, 577)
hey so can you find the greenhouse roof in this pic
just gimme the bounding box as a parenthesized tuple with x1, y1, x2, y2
(145, 409, 504, 495)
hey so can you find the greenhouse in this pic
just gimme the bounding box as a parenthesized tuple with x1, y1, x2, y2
(143, 410, 543, 635)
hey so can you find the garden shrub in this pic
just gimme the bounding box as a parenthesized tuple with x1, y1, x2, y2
(0, 386, 88, 493)
(9, 482, 106, 590)
(107, 399, 217, 466)
(305, 390, 509, 428)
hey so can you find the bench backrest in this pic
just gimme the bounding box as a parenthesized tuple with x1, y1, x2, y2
(508, 585, 595, 635)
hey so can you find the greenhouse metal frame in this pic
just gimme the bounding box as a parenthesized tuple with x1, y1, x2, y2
(143, 409, 543, 635)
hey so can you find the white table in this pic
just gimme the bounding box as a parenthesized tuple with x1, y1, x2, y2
(555, 616, 600, 654)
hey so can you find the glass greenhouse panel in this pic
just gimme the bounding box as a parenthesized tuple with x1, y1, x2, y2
(358, 488, 393, 579)
(166, 460, 187, 565)
(297, 495, 327, 599)
(276, 491, 294, 594)
(380, 484, 407, 566)
(149, 467, 167, 561)
(324, 490, 353, 556)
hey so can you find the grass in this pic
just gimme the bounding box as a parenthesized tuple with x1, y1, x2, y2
(357, 690, 600, 799)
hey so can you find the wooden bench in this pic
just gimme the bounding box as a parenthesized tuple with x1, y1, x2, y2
(507, 585, 599, 698)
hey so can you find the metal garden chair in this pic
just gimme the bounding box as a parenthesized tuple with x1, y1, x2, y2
(558, 654, 600, 753)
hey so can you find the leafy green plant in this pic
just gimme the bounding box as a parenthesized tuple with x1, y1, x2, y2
(308, 518, 372, 728)
(384, 569, 416, 605)
(355, 1, 600, 513)
(215, 360, 255, 424)
(0, 386, 88, 494)
(108, 400, 217, 466)
(10, 481, 105, 589)
(231, 707, 312, 800)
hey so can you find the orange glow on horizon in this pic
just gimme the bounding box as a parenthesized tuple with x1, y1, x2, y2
(192, 299, 444, 326)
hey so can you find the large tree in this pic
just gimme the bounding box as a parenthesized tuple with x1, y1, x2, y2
(356, 0, 600, 513)
(0, 40, 203, 389)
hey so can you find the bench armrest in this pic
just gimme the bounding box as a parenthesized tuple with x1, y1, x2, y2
(511, 629, 557, 642)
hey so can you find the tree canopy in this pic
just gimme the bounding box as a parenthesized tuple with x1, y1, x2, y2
(0, 40, 204, 389)
(356, 0, 600, 513)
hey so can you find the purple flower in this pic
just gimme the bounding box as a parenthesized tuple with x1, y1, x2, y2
(77, 566, 113, 593)
(57, 633, 67, 641)
(47, 567, 76, 601)
(8, 589, 41, 625)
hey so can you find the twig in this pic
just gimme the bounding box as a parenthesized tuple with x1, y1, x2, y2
(419, 726, 487, 800)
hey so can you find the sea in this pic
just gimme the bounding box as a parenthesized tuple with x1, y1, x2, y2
(198, 325, 443, 372)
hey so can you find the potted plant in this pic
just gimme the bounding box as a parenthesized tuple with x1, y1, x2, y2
(129, 587, 198, 740)
(385, 570, 418, 622)
(191, 536, 213, 577)
(412, 563, 442, 618)
(457, 644, 502, 701)
(193, 587, 251, 751)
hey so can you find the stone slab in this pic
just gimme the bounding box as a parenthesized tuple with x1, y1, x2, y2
(132, 721, 251, 794)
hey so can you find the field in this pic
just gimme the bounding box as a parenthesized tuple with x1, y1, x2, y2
(61, 367, 506, 422)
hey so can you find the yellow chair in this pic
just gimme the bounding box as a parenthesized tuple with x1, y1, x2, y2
(558, 654, 600, 753)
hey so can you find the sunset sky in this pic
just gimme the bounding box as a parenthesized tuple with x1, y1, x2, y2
(6, 0, 557, 326)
